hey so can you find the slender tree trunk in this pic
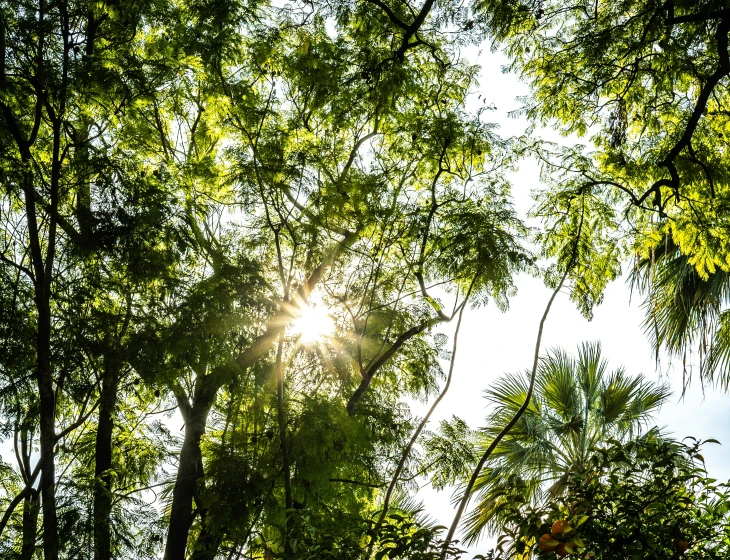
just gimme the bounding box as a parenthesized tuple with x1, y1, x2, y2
(161, 235, 354, 559)
(19, 152, 60, 560)
(346, 317, 443, 415)
(75, 121, 93, 245)
(1, 425, 41, 543)
(366, 294, 470, 558)
(36, 274, 59, 553)
(164, 401, 213, 560)
(346, 377, 371, 415)
(93, 356, 120, 560)
(20, 488, 40, 560)
(440, 210, 584, 560)
(275, 331, 293, 557)
(36, 276, 59, 560)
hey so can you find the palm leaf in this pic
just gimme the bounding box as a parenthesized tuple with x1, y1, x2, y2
(471, 342, 667, 539)
(632, 239, 730, 389)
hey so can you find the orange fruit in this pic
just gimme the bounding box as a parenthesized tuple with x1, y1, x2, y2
(539, 534, 560, 552)
(676, 540, 689, 553)
(551, 519, 572, 537)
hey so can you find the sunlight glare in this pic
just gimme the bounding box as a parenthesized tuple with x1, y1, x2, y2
(291, 305, 335, 343)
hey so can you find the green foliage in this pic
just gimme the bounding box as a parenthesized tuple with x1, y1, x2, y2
(0, 0, 533, 554)
(492, 437, 730, 559)
(422, 416, 479, 491)
(476, 0, 730, 316)
(277, 506, 466, 560)
(1, 0, 728, 557)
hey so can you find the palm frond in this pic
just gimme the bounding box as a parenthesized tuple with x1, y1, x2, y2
(460, 469, 541, 545)
(632, 239, 730, 390)
(484, 370, 532, 412)
(615, 379, 671, 439)
(598, 368, 642, 427)
(576, 341, 607, 403)
(703, 310, 730, 390)
(537, 349, 580, 421)
(469, 342, 667, 541)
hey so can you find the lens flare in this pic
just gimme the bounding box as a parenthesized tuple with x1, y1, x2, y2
(291, 305, 335, 343)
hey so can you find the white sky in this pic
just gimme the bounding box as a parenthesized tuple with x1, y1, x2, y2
(415, 45, 730, 556)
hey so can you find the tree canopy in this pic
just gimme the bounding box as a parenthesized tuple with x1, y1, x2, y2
(1, 0, 729, 558)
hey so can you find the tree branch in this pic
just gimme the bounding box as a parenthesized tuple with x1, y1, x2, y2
(363, 0, 409, 30)
(366, 278, 474, 558)
(668, 9, 730, 25)
(346, 306, 458, 415)
(440, 201, 585, 558)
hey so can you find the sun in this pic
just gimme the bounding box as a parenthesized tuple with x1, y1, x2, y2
(291, 304, 335, 344)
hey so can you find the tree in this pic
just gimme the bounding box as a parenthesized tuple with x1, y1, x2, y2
(0, 0, 531, 557)
(471, 0, 730, 325)
(6, 0, 727, 557)
(491, 437, 730, 559)
(0, 0, 178, 556)
(143, 1, 527, 555)
(462, 342, 671, 543)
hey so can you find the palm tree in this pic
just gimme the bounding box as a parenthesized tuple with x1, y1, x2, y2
(631, 238, 730, 391)
(461, 341, 670, 544)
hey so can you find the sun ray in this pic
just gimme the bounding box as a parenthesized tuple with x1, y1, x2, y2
(291, 305, 335, 344)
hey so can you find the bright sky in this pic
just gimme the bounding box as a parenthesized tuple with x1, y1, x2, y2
(416, 45, 730, 556)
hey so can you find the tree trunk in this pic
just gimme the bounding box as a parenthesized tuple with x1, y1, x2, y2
(163, 401, 213, 560)
(188, 452, 223, 560)
(93, 356, 121, 560)
(161, 234, 355, 559)
(275, 332, 293, 557)
(20, 105, 62, 560)
(36, 294, 59, 560)
(19, 488, 40, 560)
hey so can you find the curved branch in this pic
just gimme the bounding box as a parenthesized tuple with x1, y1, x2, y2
(661, 16, 729, 165)
(0, 460, 41, 538)
(366, 279, 474, 558)
(346, 314, 446, 415)
(440, 203, 585, 558)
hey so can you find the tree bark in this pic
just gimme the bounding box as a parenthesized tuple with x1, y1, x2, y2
(36, 300, 59, 560)
(15, 152, 60, 560)
(275, 331, 293, 557)
(188, 453, 223, 560)
(20, 489, 40, 560)
(93, 355, 121, 560)
(163, 398, 214, 560)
